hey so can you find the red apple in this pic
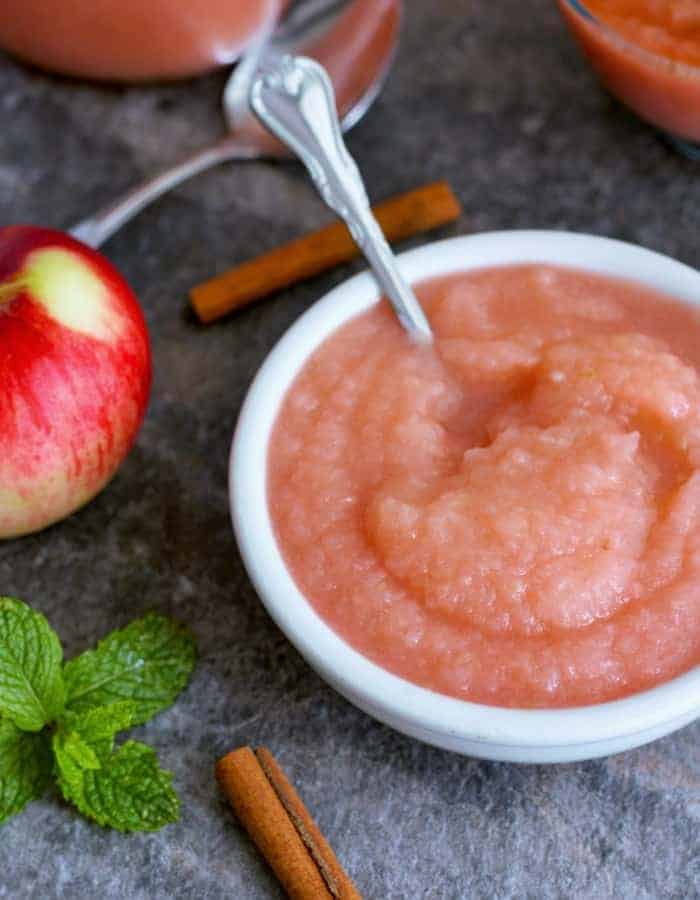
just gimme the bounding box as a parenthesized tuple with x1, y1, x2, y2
(0, 225, 151, 538)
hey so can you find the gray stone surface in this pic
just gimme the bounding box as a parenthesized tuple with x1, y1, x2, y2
(1, 0, 700, 897)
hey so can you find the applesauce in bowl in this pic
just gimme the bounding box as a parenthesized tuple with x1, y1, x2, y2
(231, 232, 700, 762)
(0, 0, 287, 82)
(557, 0, 700, 155)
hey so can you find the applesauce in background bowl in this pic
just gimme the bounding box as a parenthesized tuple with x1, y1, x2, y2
(0, 0, 288, 82)
(557, 0, 700, 157)
(231, 232, 700, 763)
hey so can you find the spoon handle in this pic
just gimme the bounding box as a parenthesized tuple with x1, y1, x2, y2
(250, 54, 433, 343)
(69, 135, 261, 250)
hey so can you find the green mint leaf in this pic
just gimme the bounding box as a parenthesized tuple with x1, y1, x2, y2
(63, 614, 195, 726)
(60, 701, 137, 745)
(53, 701, 138, 799)
(61, 732, 101, 770)
(57, 739, 179, 833)
(53, 729, 101, 806)
(0, 718, 53, 825)
(0, 598, 65, 731)
(53, 730, 101, 798)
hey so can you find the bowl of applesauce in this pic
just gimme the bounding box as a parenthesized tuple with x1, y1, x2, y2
(231, 231, 700, 762)
(558, 0, 700, 156)
(0, 0, 288, 81)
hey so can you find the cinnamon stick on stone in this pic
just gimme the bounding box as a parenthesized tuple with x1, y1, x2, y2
(190, 181, 462, 323)
(216, 746, 362, 900)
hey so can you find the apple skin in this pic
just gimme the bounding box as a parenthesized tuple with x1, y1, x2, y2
(0, 225, 151, 538)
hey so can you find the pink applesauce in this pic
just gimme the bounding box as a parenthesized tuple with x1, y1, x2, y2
(268, 265, 700, 708)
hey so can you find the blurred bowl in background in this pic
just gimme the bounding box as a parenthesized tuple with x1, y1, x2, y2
(557, 0, 700, 158)
(0, 0, 288, 82)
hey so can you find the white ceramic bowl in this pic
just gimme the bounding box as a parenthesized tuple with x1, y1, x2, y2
(230, 231, 700, 763)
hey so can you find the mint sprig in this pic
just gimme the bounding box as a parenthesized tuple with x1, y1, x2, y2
(0, 599, 196, 832)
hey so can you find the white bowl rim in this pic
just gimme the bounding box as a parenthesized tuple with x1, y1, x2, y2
(230, 230, 700, 750)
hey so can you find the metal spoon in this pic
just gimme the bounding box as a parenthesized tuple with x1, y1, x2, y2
(69, 0, 401, 250)
(250, 54, 433, 343)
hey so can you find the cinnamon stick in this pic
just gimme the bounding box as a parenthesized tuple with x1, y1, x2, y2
(216, 746, 362, 900)
(190, 181, 462, 323)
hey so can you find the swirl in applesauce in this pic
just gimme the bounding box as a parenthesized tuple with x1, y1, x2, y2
(269, 266, 700, 708)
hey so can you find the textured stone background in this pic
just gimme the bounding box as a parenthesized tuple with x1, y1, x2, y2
(2, 0, 700, 897)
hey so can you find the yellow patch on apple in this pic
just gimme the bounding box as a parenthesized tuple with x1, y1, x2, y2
(24, 248, 124, 342)
(0, 476, 93, 539)
(0, 482, 51, 539)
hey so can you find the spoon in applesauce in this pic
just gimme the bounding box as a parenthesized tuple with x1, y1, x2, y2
(250, 53, 433, 343)
(69, 0, 401, 250)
